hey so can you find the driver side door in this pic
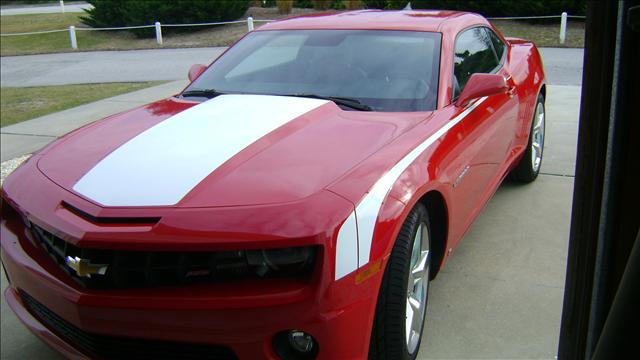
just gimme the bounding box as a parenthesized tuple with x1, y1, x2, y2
(447, 26, 520, 247)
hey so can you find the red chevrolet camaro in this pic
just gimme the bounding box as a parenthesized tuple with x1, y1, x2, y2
(1, 9, 545, 360)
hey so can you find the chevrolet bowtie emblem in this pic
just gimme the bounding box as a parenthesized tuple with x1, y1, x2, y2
(65, 256, 109, 278)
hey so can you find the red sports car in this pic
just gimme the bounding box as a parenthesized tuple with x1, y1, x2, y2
(1, 9, 545, 360)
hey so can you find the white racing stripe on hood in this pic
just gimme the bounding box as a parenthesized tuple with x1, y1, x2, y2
(73, 94, 327, 206)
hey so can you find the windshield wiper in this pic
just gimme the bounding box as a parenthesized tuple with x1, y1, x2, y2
(181, 90, 373, 111)
(180, 88, 225, 99)
(284, 93, 372, 111)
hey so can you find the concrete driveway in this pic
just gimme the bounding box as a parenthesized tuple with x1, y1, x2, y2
(0, 48, 227, 88)
(0, 47, 581, 359)
(0, 47, 582, 87)
(421, 86, 578, 358)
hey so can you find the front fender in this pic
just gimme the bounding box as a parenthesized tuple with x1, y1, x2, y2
(370, 165, 452, 275)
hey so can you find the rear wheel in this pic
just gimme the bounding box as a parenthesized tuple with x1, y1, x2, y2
(369, 204, 431, 360)
(510, 93, 545, 182)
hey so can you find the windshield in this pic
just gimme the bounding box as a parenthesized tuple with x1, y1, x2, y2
(184, 30, 441, 112)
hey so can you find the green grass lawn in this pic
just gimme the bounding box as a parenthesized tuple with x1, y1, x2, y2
(1, 10, 585, 56)
(0, 12, 251, 56)
(0, 13, 161, 56)
(0, 82, 163, 127)
(492, 19, 585, 48)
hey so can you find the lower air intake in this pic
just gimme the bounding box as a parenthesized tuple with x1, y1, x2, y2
(20, 290, 238, 360)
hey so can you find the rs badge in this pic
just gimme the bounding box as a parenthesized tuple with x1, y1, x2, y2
(65, 256, 109, 278)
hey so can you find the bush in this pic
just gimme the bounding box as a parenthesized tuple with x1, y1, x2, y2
(345, 0, 365, 10)
(294, 0, 360, 10)
(81, 0, 250, 38)
(362, 0, 586, 17)
(277, 0, 293, 14)
(313, 0, 333, 9)
(295, 0, 314, 7)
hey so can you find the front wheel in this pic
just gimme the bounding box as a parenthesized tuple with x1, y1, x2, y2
(510, 93, 546, 182)
(369, 204, 431, 360)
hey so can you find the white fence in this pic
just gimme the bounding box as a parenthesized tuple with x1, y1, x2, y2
(0, 13, 585, 50)
(0, 17, 271, 49)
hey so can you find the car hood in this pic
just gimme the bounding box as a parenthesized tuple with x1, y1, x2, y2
(37, 94, 429, 208)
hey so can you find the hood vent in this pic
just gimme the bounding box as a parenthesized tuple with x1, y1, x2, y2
(62, 202, 160, 225)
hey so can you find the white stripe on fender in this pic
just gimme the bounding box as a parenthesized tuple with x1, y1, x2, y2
(335, 211, 359, 280)
(73, 95, 327, 206)
(334, 97, 487, 280)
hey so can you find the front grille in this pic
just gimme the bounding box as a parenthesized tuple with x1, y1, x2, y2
(31, 224, 316, 289)
(20, 291, 238, 360)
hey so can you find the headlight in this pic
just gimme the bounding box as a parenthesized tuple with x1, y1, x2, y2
(246, 246, 316, 277)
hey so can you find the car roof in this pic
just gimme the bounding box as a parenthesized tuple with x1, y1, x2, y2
(258, 9, 487, 33)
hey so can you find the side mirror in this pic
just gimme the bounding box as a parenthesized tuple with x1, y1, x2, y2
(188, 64, 207, 82)
(454, 73, 509, 107)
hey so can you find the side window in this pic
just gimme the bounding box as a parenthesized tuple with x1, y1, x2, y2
(487, 28, 506, 61)
(453, 27, 500, 99)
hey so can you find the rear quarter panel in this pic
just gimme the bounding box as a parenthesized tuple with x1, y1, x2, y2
(504, 38, 546, 152)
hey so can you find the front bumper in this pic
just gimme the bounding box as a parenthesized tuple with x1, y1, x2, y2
(1, 212, 380, 360)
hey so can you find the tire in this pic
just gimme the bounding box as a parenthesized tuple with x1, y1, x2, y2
(369, 204, 432, 360)
(510, 93, 546, 183)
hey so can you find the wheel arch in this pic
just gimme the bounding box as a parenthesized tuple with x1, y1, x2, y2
(539, 83, 546, 100)
(368, 188, 448, 359)
(415, 190, 448, 279)
(382, 164, 452, 280)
